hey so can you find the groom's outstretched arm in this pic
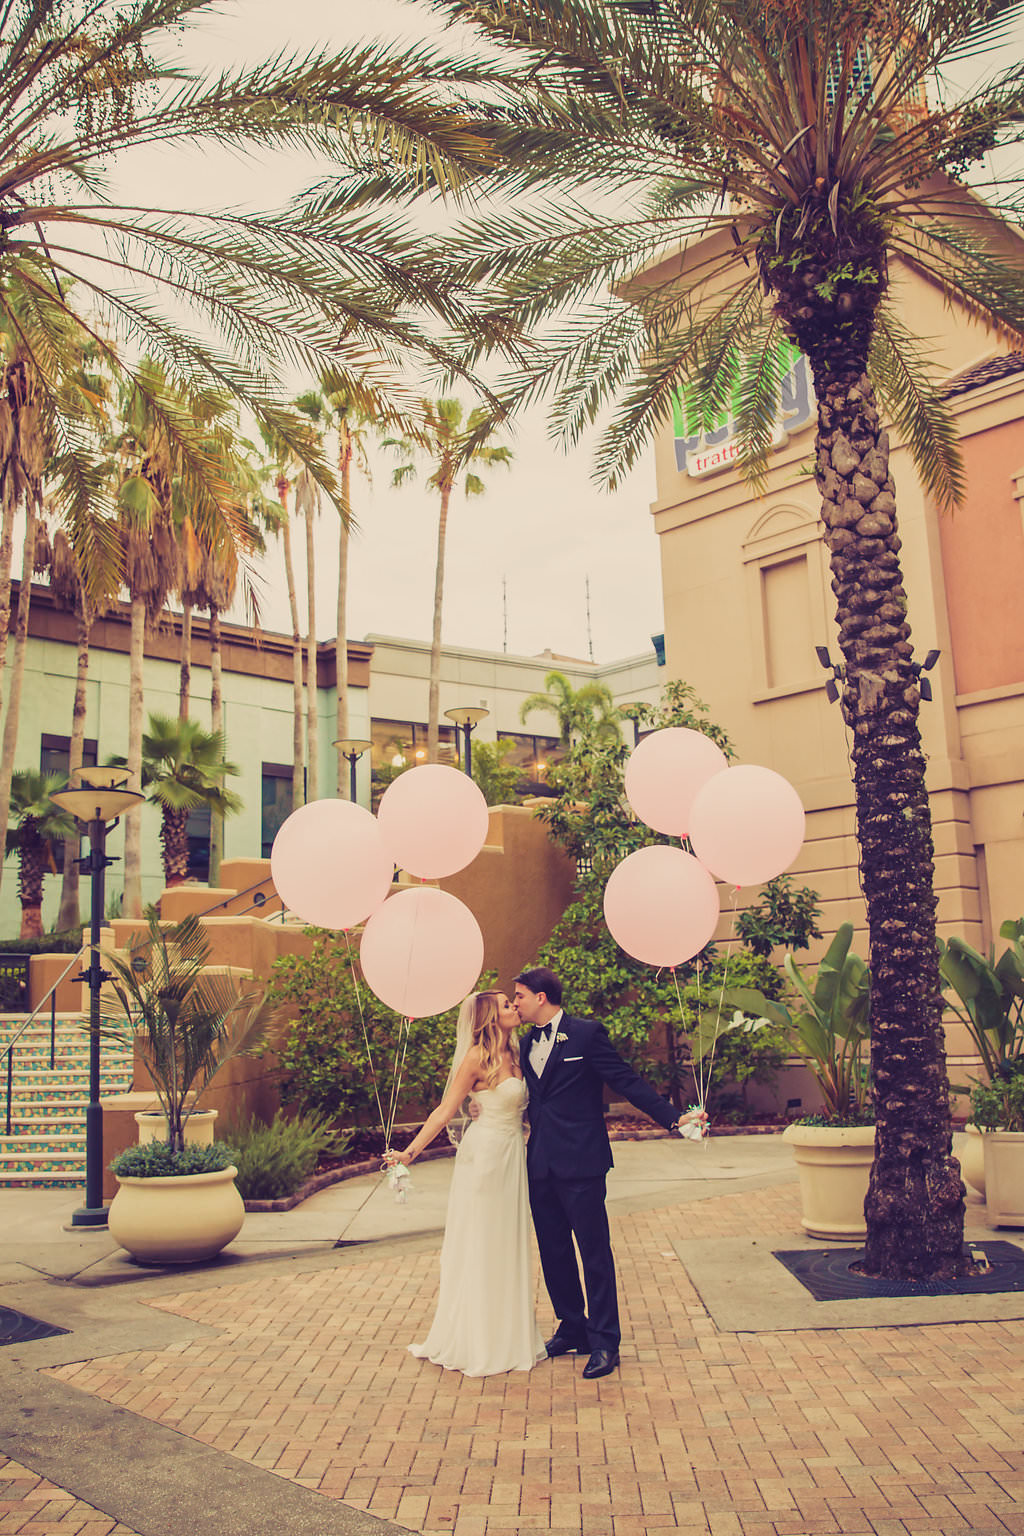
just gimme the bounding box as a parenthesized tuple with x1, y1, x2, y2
(587, 1023, 679, 1133)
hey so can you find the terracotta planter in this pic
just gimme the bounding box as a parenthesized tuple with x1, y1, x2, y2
(782, 1122, 876, 1241)
(134, 1108, 218, 1146)
(958, 1123, 985, 1197)
(982, 1130, 1024, 1228)
(108, 1166, 244, 1264)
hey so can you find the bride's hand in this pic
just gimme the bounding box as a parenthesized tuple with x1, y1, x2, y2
(384, 1148, 414, 1168)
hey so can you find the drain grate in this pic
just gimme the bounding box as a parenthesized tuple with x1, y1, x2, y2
(0, 1306, 69, 1345)
(774, 1241, 1024, 1301)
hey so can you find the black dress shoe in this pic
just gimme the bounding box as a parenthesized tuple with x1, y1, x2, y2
(545, 1331, 588, 1357)
(581, 1349, 620, 1379)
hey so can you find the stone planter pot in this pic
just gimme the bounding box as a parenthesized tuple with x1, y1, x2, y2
(134, 1108, 218, 1146)
(982, 1130, 1024, 1228)
(958, 1123, 985, 1197)
(108, 1166, 244, 1264)
(781, 1122, 876, 1242)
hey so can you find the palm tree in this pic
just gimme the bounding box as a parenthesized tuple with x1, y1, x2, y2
(520, 670, 622, 749)
(292, 394, 332, 803)
(426, 0, 1024, 1280)
(5, 771, 77, 939)
(0, 0, 505, 605)
(385, 400, 512, 760)
(256, 436, 306, 816)
(135, 715, 242, 889)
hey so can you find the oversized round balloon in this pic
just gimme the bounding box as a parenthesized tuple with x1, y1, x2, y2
(603, 845, 720, 967)
(359, 886, 485, 1017)
(624, 727, 729, 836)
(271, 799, 394, 929)
(376, 764, 490, 879)
(688, 765, 805, 887)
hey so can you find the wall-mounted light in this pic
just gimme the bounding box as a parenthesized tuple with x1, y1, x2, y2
(910, 648, 941, 702)
(815, 645, 845, 705)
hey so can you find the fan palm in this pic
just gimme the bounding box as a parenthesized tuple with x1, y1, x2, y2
(385, 399, 512, 760)
(5, 770, 77, 938)
(426, 0, 1024, 1280)
(0, 0, 511, 602)
(132, 714, 241, 888)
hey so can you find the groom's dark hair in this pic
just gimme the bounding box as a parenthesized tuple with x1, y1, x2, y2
(514, 966, 563, 1006)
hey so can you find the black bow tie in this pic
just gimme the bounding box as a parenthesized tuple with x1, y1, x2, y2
(532, 1023, 552, 1041)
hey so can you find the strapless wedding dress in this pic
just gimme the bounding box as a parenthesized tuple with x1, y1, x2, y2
(409, 1076, 546, 1377)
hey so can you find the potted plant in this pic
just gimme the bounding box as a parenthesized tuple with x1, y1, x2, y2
(939, 918, 1024, 1197)
(102, 911, 279, 1264)
(968, 1063, 1024, 1228)
(719, 923, 873, 1240)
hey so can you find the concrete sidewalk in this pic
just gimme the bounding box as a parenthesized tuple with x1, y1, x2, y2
(2, 1131, 1023, 1536)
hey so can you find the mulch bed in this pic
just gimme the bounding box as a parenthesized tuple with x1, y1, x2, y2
(243, 1113, 788, 1214)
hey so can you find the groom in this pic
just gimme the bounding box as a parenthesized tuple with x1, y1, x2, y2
(514, 966, 705, 1380)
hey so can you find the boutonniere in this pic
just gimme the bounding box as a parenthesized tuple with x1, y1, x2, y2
(555, 1032, 568, 1044)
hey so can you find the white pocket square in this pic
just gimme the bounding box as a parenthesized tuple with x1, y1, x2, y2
(563, 1055, 583, 1062)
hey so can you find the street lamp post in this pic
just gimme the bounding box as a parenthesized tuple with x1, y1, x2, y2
(50, 767, 144, 1228)
(332, 738, 373, 802)
(443, 707, 490, 778)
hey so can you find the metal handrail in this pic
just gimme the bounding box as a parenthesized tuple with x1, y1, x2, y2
(2, 944, 89, 1136)
(195, 875, 279, 919)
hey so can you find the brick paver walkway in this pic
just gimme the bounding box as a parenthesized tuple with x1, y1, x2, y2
(43, 1184, 1024, 1536)
(0, 1457, 141, 1535)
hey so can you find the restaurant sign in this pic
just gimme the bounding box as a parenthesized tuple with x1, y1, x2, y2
(672, 339, 816, 479)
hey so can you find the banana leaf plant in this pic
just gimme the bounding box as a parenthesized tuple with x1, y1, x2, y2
(693, 923, 872, 1123)
(100, 911, 281, 1154)
(938, 919, 1024, 1089)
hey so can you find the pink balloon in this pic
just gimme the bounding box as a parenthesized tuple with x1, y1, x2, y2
(688, 765, 806, 887)
(624, 728, 729, 836)
(603, 846, 720, 967)
(270, 799, 394, 930)
(377, 764, 490, 878)
(360, 887, 485, 1017)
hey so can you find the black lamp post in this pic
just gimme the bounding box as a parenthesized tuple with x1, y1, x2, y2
(443, 707, 490, 777)
(50, 767, 144, 1228)
(332, 738, 373, 802)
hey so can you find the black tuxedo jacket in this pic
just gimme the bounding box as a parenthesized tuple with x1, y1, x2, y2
(522, 1014, 678, 1180)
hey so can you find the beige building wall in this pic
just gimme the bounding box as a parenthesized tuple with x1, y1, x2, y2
(648, 251, 1024, 960)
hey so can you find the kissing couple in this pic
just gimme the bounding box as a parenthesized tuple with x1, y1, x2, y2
(388, 966, 707, 1380)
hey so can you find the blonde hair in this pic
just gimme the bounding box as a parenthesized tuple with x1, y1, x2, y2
(472, 990, 520, 1088)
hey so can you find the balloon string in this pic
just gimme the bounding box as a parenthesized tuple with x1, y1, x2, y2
(700, 886, 742, 1112)
(344, 929, 390, 1148)
(383, 1017, 412, 1150)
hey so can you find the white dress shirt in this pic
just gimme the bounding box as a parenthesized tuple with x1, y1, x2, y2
(528, 1008, 563, 1076)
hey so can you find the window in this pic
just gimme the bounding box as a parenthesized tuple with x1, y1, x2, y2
(370, 718, 457, 770)
(497, 731, 563, 793)
(742, 506, 828, 698)
(186, 806, 211, 880)
(761, 556, 816, 690)
(40, 734, 98, 869)
(261, 764, 294, 858)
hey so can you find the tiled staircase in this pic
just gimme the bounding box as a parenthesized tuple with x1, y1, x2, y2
(0, 1014, 135, 1188)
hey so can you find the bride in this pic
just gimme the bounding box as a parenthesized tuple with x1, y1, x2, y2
(388, 990, 545, 1377)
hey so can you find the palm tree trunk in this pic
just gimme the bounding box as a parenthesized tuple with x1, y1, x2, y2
(208, 603, 224, 884)
(281, 514, 304, 811)
(426, 481, 451, 763)
(0, 500, 39, 900)
(0, 488, 17, 684)
(810, 354, 966, 1281)
(56, 600, 92, 932)
(335, 445, 351, 796)
(123, 596, 146, 918)
(179, 604, 192, 721)
(161, 807, 190, 886)
(304, 496, 319, 801)
(17, 828, 45, 941)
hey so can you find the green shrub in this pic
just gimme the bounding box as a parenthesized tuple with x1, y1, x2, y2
(266, 930, 485, 1123)
(226, 1111, 351, 1201)
(109, 1140, 237, 1178)
(970, 1062, 1024, 1133)
(677, 951, 790, 1113)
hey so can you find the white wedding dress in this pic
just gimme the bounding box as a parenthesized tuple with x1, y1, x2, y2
(409, 1076, 546, 1377)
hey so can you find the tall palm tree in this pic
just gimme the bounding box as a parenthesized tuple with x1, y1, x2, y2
(257, 437, 306, 817)
(520, 670, 622, 749)
(427, 0, 1024, 1280)
(5, 771, 77, 939)
(292, 393, 332, 803)
(0, 0, 507, 604)
(385, 399, 512, 760)
(135, 715, 242, 888)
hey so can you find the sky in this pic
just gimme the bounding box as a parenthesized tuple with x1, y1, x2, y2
(108, 0, 665, 666)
